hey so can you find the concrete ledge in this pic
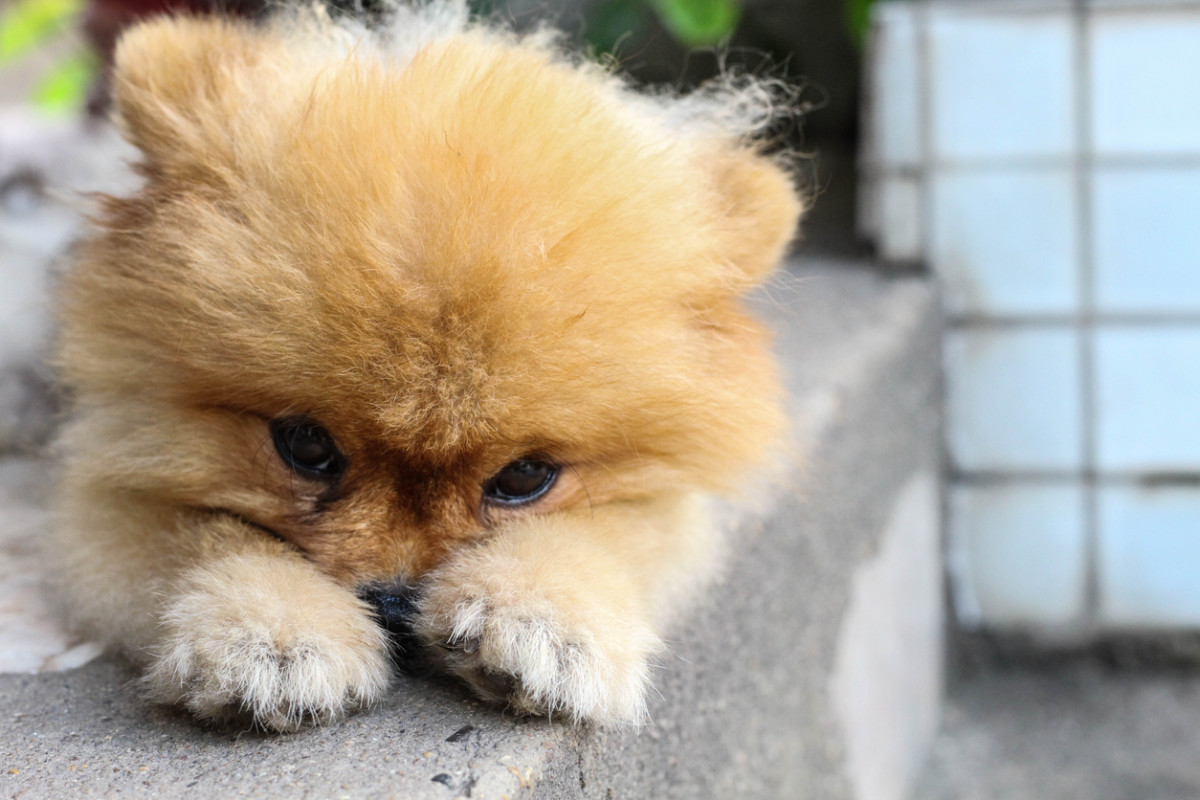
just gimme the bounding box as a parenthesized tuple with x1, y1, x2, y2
(0, 259, 941, 798)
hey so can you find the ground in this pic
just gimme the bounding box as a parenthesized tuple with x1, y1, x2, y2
(917, 648, 1200, 800)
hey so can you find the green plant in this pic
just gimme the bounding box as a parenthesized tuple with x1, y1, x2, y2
(5, 0, 873, 113)
(584, 0, 741, 54)
(0, 0, 95, 112)
(846, 0, 873, 46)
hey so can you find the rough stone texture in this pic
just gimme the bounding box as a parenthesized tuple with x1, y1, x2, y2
(0, 658, 578, 799)
(0, 261, 942, 798)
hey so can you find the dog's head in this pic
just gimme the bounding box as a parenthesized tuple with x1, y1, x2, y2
(59, 13, 803, 587)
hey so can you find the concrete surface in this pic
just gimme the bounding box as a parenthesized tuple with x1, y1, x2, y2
(0, 254, 943, 798)
(0, 457, 103, 674)
(916, 660, 1200, 800)
(1, 659, 577, 799)
(832, 472, 942, 800)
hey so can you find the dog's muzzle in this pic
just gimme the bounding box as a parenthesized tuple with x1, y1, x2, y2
(358, 582, 424, 671)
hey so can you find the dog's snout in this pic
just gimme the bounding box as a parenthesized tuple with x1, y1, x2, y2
(360, 583, 420, 633)
(359, 583, 425, 670)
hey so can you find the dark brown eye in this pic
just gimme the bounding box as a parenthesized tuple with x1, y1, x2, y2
(270, 418, 345, 479)
(483, 459, 557, 505)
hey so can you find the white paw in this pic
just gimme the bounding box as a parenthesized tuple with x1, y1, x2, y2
(144, 558, 391, 731)
(416, 576, 659, 725)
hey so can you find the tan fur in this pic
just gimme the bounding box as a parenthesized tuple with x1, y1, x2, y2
(52, 3, 804, 730)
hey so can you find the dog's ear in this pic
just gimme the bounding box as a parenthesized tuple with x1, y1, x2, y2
(710, 149, 805, 287)
(110, 16, 266, 173)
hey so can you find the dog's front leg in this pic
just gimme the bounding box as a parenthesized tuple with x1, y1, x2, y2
(140, 514, 392, 731)
(415, 492, 720, 724)
(57, 498, 392, 731)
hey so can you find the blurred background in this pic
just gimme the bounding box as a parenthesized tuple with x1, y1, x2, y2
(0, 0, 868, 251)
(3, 0, 1200, 797)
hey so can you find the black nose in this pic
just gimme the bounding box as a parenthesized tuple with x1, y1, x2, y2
(359, 583, 423, 670)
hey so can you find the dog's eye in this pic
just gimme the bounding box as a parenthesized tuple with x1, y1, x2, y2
(270, 418, 345, 480)
(483, 459, 557, 505)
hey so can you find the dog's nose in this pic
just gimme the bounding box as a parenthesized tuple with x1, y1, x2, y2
(361, 583, 418, 632)
(358, 583, 423, 669)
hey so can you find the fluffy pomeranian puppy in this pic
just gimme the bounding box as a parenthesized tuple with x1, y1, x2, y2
(52, 1, 804, 731)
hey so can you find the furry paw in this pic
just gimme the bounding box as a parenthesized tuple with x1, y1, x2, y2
(144, 556, 391, 731)
(415, 544, 661, 725)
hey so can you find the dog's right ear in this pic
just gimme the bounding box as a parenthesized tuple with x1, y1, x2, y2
(111, 16, 267, 174)
(707, 147, 805, 290)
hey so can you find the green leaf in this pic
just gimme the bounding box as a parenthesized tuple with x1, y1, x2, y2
(846, 0, 874, 47)
(584, 0, 651, 56)
(648, 0, 740, 47)
(584, 0, 648, 55)
(0, 0, 83, 63)
(33, 49, 94, 113)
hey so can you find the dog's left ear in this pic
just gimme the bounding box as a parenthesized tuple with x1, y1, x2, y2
(110, 16, 269, 175)
(709, 149, 805, 287)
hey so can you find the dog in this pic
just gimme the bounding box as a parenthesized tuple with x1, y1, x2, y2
(51, 0, 804, 730)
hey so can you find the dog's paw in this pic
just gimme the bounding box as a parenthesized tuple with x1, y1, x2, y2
(415, 545, 661, 725)
(144, 556, 391, 732)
